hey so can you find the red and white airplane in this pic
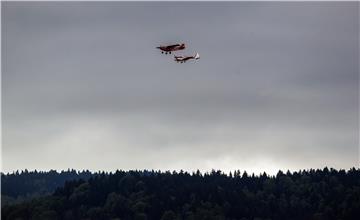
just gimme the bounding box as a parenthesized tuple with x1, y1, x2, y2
(174, 52, 200, 63)
(156, 43, 185, 54)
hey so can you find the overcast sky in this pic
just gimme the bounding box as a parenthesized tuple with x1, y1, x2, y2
(2, 2, 359, 174)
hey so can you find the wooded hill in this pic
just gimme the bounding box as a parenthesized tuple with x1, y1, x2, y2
(2, 167, 360, 220)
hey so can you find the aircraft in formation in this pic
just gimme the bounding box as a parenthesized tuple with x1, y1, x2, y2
(174, 52, 200, 63)
(156, 43, 185, 54)
(156, 43, 200, 63)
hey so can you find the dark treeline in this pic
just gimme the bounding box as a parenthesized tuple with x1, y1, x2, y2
(1, 169, 95, 206)
(2, 167, 360, 220)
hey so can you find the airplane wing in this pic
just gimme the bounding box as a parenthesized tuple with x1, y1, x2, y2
(165, 44, 180, 49)
(182, 56, 192, 61)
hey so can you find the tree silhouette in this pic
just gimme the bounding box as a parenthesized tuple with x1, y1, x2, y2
(2, 167, 360, 220)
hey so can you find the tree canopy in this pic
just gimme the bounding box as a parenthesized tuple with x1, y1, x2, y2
(2, 167, 360, 220)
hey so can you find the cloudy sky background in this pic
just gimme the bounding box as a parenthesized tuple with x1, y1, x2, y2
(2, 2, 359, 174)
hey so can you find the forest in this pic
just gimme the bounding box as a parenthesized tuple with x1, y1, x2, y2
(1, 169, 95, 206)
(1, 167, 360, 220)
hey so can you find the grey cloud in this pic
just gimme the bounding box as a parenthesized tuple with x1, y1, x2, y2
(2, 2, 358, 174)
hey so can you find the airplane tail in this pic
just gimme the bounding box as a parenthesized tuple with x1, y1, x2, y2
(194, 52, 200, 60)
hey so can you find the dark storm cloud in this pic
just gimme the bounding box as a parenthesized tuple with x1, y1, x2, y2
(2, 2, 358, 173)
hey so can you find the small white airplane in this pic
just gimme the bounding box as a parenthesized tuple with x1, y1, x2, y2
(174, 52, 200, 63)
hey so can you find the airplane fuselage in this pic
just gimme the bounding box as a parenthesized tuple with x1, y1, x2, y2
(157, 44, 186, 54)
(175, 56, 193, 62)
(159, 45, 184, 52)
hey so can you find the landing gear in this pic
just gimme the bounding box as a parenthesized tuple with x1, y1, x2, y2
(169, 51, 171, 54)
(161, 51, 164, 54)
